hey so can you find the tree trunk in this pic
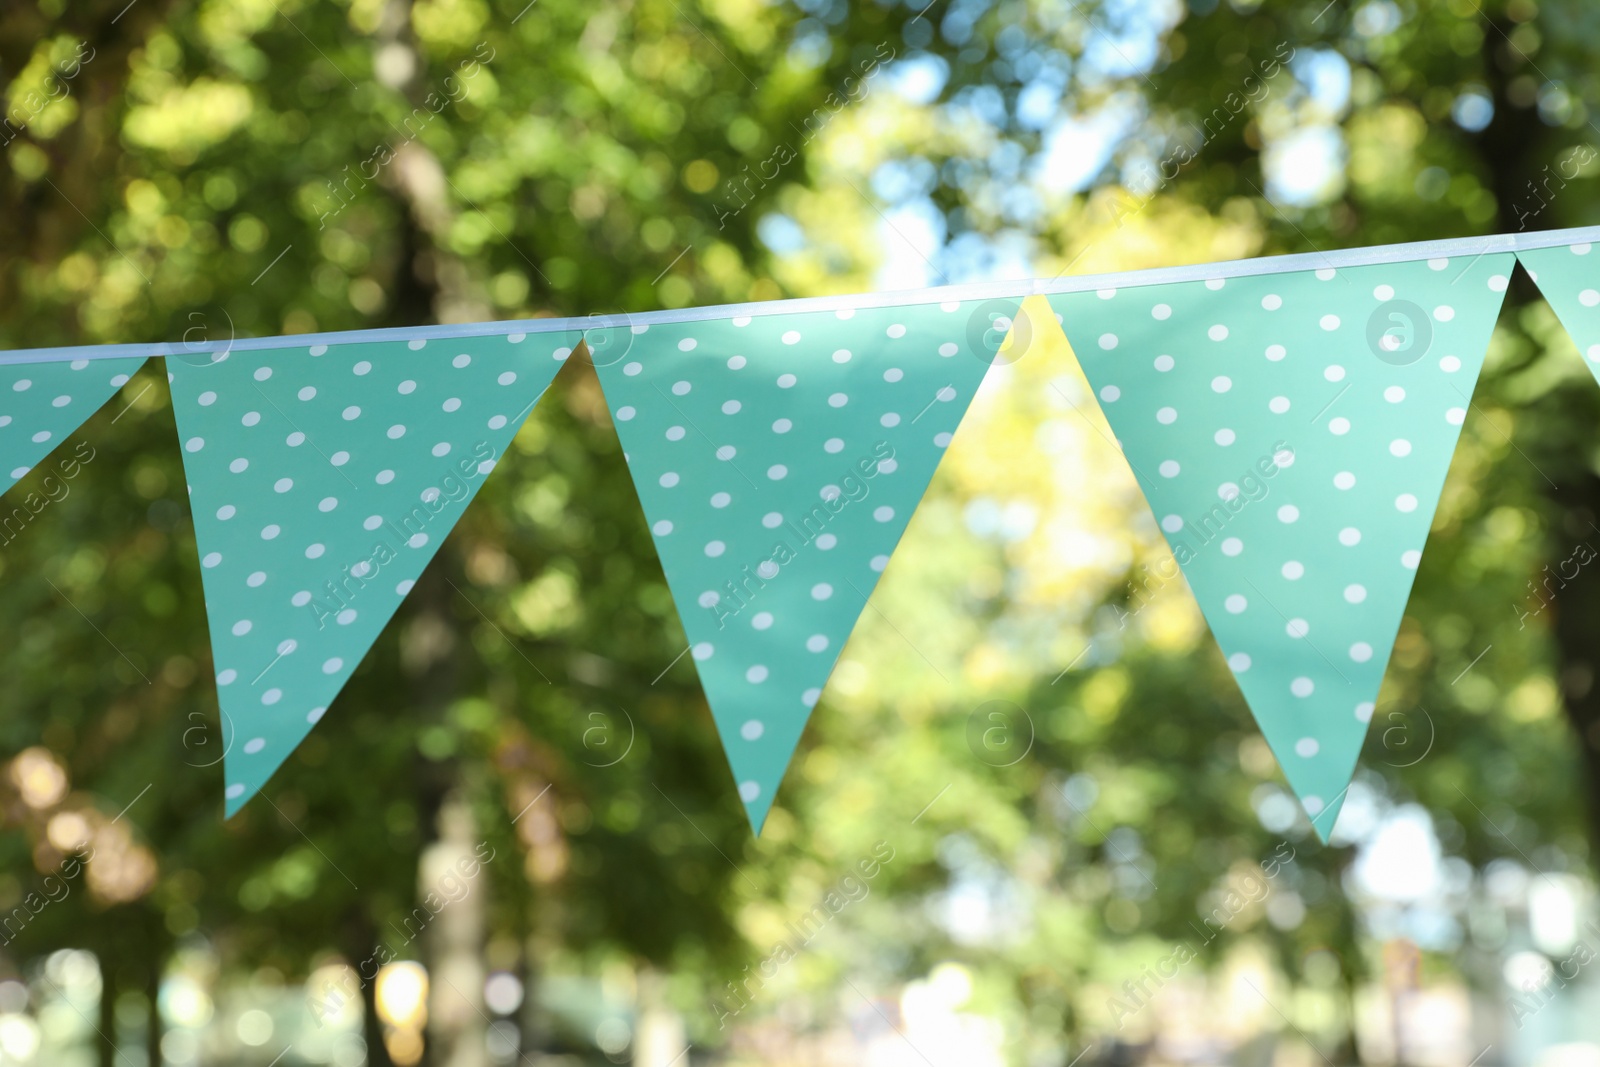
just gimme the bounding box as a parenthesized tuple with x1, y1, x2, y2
(424, 792, 488, 1067)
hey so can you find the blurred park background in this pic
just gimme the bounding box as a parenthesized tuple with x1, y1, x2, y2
(5, 0, 1600, 1064)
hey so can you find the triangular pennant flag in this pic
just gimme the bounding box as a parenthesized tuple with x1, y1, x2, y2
(167, 330, 580, 813)
(2, 356, 146, 495)
(1047, 254, 1513, 839)
(591, 298, 1018, 829)
(1514, 242, 1600, 381)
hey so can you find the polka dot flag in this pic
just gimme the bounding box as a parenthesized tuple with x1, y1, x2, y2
(591, 299, 1018, 831)
(1, 356, 145, 496)
(1515, 242, 1600, 381)
(1047, 253, 1513, 840)
(168, 330, 580, 814)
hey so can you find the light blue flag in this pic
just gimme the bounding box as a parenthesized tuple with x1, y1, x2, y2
(590, 299, 1018, 830)
(168, 330, 580, 814)
(1515, 241, 1600, 381)
(1048, 254, 1512, 840)
(2, 356, 145, 496)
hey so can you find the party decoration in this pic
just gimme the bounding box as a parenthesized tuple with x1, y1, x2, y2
(1, 356, 146, 495)
(167, 330, 580, 813)
(1048, 253, 1513, 839)
(1515, 242, 1600, 384)
(591, 298, 1019, 830)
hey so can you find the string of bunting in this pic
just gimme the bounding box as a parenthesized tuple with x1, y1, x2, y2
(6, 225, 1600, 841)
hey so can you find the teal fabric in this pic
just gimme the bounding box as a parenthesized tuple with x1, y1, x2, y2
(168, 331, 579, 814)
(2, 356, 145, 496)
(1048, 254, 1512, 840)
(1515, 242, 1600, 381)
(592, 299, 1017, 830)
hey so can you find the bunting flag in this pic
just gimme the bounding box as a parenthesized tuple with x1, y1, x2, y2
(2, 356, 146, 494)
(1514, 242, 1600, 382)
(591, 298, 1018, 830)
(1048, 253, 1513, 840)
(167, 330, 580, 813)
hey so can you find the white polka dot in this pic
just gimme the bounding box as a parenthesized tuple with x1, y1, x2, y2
(771, 419, 792, 434)
(1219, 483, 1240, 502)
(1224, 594, 1247, 614)
(1320, 314, 1340, 331)
(938, 342, 958, 357)
(1290, 677, 1314, 697)
(746, 665, 768, 683)
(652, 520, 673, 536)
(934, 432, 952, 447)
(1439, 356, 1461, 373)
(873, 505, 894, 522)
(260, 690, 281, 708)
(387, 424, 406, 439)
(782, 330, 802, 345)
(767, 464, 788, 480)
(374, 469, 393, 484)
(1273, 448, 1295, 468)
(1100, 385, 1121, 402)
(870, 555, 889, 572)
(1207, 325, 1228, 341)
(828, 393, 848, 407)
(1434, 305, 1455, 321)
(1152, 304, 1171, 320)
(881, 413, 901, 428)
(1159, 460, 1180, 478)
(1221, 537, 1242, 556)
(232, 619, 253, 636)
(816, 533, 837, 549)
(253, 367, 272, 381)
(762, 512, 783, 528)
(1098, 333, 1118, 350)
(1339, 527, 1361, 546)
(274, 477, 293, 493)
(715, 445, 737, 461)
(1317, 267, 1338, 280)
(185, 437, 205, 452)
(1228, 652, 1251, 672)
(229, 458, 249, 473)
(1161, 515, 1184, 533)
(884, 368, 903, 382)
(659, 472, 680, 488)
(1154, 355, 1174, 372)
(1265, 345, 1286, 361)
(261, 524, 280, 540)
(1294, 738, 1319, 758)
(1390, 439, 1412, 457)
(364, 515, 383, 530)
(452, 353, 471, 368)
(665, 425, 685, 440)
(1287, 618, 1309, 638)
(738, 781, 761, 801)
(1356, 702, 1376, 723)
(1261, 294, 1282, 310)
(202, 552, 222, 568)
(247, 571, 266, 587)
(672, 380, 691, 396)
(1329, 416, 1350, 435)
(395, 580, 414, 596)
(1269, 396, 1290, 413)
(1385, 386, 1406, 403)
(1446, 407, 1466, 425)
(298, 386, 316, 401)
(1401, 550, 1422, 569)
(751, 612, 773, 630)
(777, 373, 796, 389)
(1211, 376, 1232, 393)
(1324, 365, 1345, 382)
(1428, 258, 1449, 271)
(721, 400, 742, 415)
(1344, 584, 1368, 604)
(710, 491, 731, 508)
(217, 669, 237, 685)
(1281, 560, 1304, 580)
(1395, 493, 1418, 512)
(1278, 505, 1299, 523)
(1488, 275, 1509, 292)
(833, 349, 854, 363)
(1156, 406, 1176, 424)
(217, 505, 236, 520)
(1214, 428, 1235, 446)
(741, 720, 764, 741)
(811, 583, 833, 600)
(698, 591, 720, 608)
(1350, 642, 1373, 663)
(727, 356, 746, 370)
(286, 432, 305, 447)
(705, 540, 726, 557)
(1334, 471, 1356, 490)
(677, 338, 697, 352)
(241, 411, 260, 427)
